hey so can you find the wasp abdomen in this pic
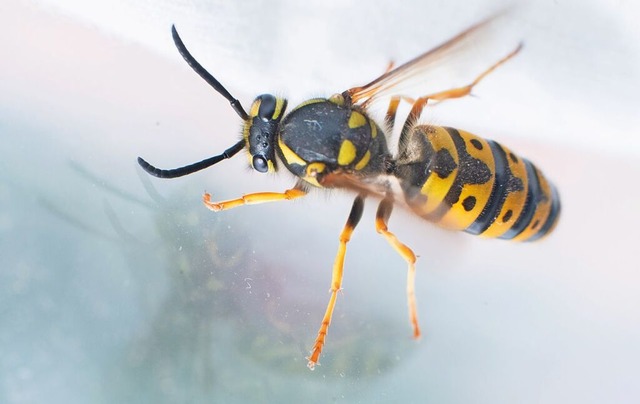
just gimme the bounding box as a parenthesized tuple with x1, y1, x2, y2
(396, 126, 560, 241)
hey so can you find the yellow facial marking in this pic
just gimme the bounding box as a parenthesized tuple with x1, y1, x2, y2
(355, 150, 371, 170)
(249, 99, 261, 117)
(277, 138, 306, 166)
(242, 121, 251, 142)
(348, 111, 367, 129)
(267, 160, 275, 173)
(272, 97, 286, 120)
(337, 140, 357, 166)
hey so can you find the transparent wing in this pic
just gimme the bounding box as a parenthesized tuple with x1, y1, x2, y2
(345, 13, 521, 106)
(319, 171, 423, 220)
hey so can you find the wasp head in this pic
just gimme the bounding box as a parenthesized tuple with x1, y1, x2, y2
(245, 94, 288, 173)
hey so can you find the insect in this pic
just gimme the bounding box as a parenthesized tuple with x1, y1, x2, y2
(138, 19, 561, 370)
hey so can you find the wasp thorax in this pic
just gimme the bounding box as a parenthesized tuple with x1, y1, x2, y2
(245, 94, 288, 173)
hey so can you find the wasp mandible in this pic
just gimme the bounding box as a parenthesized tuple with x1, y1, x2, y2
(138, 18, 561, 370)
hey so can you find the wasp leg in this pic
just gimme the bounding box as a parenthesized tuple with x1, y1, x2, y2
(397, 97, 429, 146)
(384, 96, 402, 131)
(384, 95, 425, 132)
(307, 194, 366, 370)
(385, 44, 522, 127)
(203, 182, 306, 212)
(421, 44, 522, 103)
(375, 196, 421, 339)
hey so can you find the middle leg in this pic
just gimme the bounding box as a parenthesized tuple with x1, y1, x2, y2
(307, 194, 366, 370)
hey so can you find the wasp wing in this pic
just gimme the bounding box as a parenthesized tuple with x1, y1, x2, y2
(345, 13, 521, 106)
(320, 171, 389, 198)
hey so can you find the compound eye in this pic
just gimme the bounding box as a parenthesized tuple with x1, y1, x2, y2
(257, 94, 277, 121)
(252, 155, 269, 173)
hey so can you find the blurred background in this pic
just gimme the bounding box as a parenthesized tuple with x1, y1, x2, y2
(1, 0, 639, 403)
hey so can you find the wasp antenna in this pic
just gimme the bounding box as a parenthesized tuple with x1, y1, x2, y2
(171, 25, 249, 121)
(138, 139, 245, 178)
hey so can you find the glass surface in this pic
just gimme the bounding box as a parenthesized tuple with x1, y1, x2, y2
(1, 1, 639, 403)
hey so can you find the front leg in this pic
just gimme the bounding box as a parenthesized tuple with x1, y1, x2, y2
(203, 181, 307, 212)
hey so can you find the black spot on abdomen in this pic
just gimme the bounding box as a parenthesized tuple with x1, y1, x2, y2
(462, 196, 476, 211)
(502, 209, 513, 222)
(470, 139, 483, 150)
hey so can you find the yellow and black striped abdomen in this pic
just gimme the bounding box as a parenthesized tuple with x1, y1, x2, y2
(395, 126, 560, 241)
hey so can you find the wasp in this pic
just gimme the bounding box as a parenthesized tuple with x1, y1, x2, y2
(138, 18, 561, 370)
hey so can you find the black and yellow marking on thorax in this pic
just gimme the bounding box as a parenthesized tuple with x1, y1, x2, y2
(278, 136, 306, 165)
(277, 99, 386, 187)
(348, 111, 367, 129)
(289, 97, 327, 113)
(337, 139, 357, 165)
